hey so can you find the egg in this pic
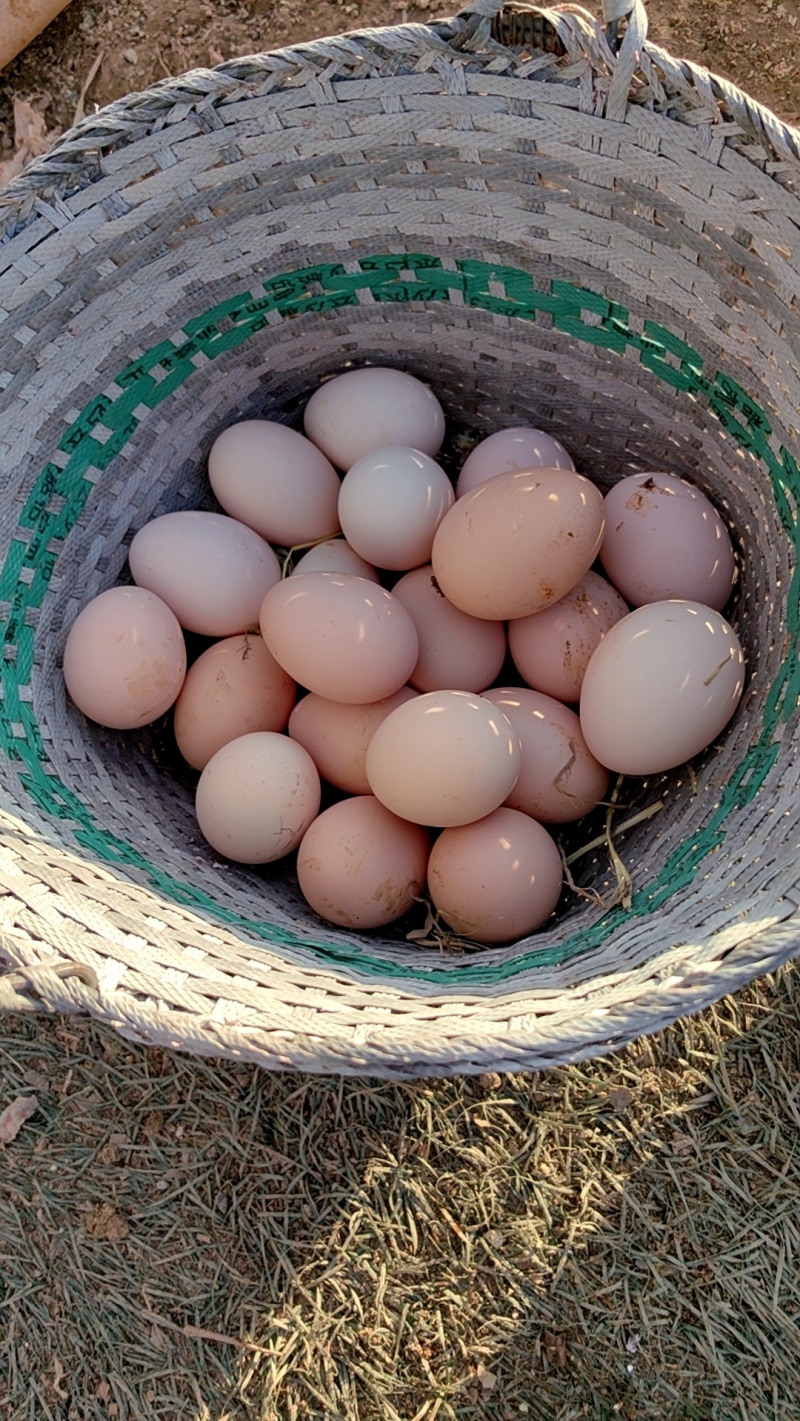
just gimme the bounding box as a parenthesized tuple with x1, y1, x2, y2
(338, 446, 455, 571)
(427, 807, 563, 943)
(63, 586, 187, 730)
(129, 510, 281, 636)
(207, 420, 341, 548)
(457, 426, 575, 497)
(431, 467, 605, 620)
(296, 795, 431, 929)
(303, 367, 445, 468)
(290, 538, 379, 582)
(259, 572, 419, 704)
(600, 472, 736, 610)
(365, 689, 521, 827)
(195, 731, 320, 863)
(579, 600, 745, 775)
(391, 565, 507, 693)
(173, 632, 296, 771)
(484, 687, 609, 822)
(508, 571, 629, 704)
(288, 686, 418, 794)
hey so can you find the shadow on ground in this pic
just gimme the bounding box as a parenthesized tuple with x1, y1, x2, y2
(1, 963, 798, 1421)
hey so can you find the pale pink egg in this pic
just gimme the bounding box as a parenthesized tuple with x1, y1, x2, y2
(129, 511, 281, 636)
(427, 807, 563, 943)
(508, 571, 629, 704)
(297, 795, 431, 929)
(457, 426, 575, 497)
(290, 539, 379, 582)
(259, 572, 419, 704)
(580, 600, 745, 775)
(600, 472, 736, 610)
(63, 586, 186, 730)
(173, 632, 296, 771)
(338, 446, 454, 571)
(288, 686, 418, 794)
(208, 420, 341, 548)
(304, 367, 445, 469)
(431, 468, 605, 620)
(195, 731, 320, 863)
(365, 690, 521, 827)
(484, 687, 609, 822)
(390, 565, 506, 693)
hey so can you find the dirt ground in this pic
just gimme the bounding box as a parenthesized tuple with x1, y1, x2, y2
(1, 0, 800, 160)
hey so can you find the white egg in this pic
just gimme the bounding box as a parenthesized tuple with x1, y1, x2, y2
(338, 446, 455, 571)
(303, 367, 445, 468)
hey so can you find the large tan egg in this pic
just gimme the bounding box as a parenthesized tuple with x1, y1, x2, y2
(259, 572, 419, 704)
(129, 511, 281, 636)
(173, 632, 296, 771)
(304, 367, 445, 469)
(63, 586, 186, 730)
(431, 468, 605, 620)
(427, 807, 563, 943)
(484, 687, 609, 823)
(195, 732, 320, 864)
(288, 686, 417, 794)
(508, 571, 629, 704)
(365, 689, 521, 827)
(390, 565, 506, 693)
(208, 420, 341, 547)
(297, 795, 431, 930)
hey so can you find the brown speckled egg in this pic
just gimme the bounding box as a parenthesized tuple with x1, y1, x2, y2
(431, 467, 605, 621)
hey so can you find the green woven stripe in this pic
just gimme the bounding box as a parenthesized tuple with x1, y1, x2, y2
(2, 254, 797, 985)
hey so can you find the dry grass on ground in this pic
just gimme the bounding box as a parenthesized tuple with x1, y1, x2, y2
(2, 968, 800, 1421)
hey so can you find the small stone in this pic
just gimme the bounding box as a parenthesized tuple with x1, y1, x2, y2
(123, 48, 138, 64)
(671, 1130, 694, 1155)
(607, 1085, 634, 1113)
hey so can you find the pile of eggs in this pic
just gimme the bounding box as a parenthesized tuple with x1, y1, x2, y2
(62, 367, 745, 946)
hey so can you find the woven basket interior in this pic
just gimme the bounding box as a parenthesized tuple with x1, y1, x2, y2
(1, 30, 799, 1012)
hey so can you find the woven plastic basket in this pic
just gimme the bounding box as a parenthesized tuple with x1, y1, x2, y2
(1, 0, 799, 1078)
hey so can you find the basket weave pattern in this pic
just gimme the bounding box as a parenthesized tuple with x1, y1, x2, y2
(1, 0, 799, 1075)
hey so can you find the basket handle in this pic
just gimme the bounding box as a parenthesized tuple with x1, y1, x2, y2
(453, 0, 800, 159)
(456, 0, 637, 45)
(452, 0, 645, 119)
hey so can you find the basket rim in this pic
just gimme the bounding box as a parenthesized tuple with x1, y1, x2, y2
(2, 0, 800, 226)
(2, 915, 799, 1077)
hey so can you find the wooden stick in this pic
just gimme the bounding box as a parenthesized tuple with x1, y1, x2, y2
(0, 0, 75, 73)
